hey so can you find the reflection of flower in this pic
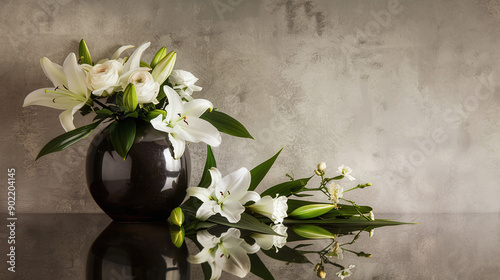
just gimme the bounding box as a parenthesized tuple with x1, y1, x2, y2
(251, 224, 288, 253)
(337, 164, 355, 181)
(187, 228, 260, 280)
(336, 264, 355, 279)
(186, 167, 260, 223)
(248, 194, 288, 224)
(328, 241, 343, 260)
(327, 182, 343, 206)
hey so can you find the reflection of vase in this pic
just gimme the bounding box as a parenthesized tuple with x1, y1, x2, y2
(86, 222, 190, 280)
(86, 120, 191, 222)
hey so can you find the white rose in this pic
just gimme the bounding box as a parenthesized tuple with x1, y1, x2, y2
(84, 60, 123, 96)
(121, 69, 160, 104)
(168, 70, 202, 100)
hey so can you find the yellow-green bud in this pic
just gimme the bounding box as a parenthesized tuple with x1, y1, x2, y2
(289, 204, 336, 219)
(317, 268, 326, 278)
(292, 224, 336, 239)
(170, 225, 185, 248)
(78, 39, 92, 65)
(123, 83, 138, 112)
(314, 263, 321, 272)
(170, 207, 185, 226)
(151, 51, 176, 85)
(151, 47, 167, 68)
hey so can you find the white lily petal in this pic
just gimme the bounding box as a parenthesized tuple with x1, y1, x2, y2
(208, 167, 222, 190)
(175, 117, 221, 146)
(23, 88, 74, 110)
(208, 261, 222, 280)
(252, 233, 274, 250)
(220, 246, 252, 278)
(196, 200, 218, 221)
(123, 42, 150, 73)
(59, 101, 84, 132)
(40, 57, 67, 87)
(187, 247, 213, 264)
(164, 85, 183, 123)
(183, 98, 213, 118)
(240, 190, 261, 204)
(63, 53, 88, 98)
(240, 241, 261, 254)
(186, 187, 212, 203)
(168, 133, 186, 159)
(219, 201, 245, 223)
(111, 45, 135, 60)
(221, 167, 251, 200)
(196, 230, 219, 248)
(150, 115, 174, 133)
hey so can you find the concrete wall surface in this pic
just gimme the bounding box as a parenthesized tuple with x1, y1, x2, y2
(1, 0, 499, 213)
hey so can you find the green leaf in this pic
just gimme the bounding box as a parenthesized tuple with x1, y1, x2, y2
(198, 145, 216, 188)
(145, 109, 166, 121)
(249, 253, 275, 280)
(260, 177, 312, 197)
(36, 120, 102, 160)
(289, 204, 336, 219)
(110, 118, 136, 160)
(123, 83, 138, 112)
(139, 61, 151, 68)
(292, 224, 337, 239)
(261, 245, 311, 264)
(249, 147, 283, 191)
(200, 110, 253, 139)
(204, 213, 279, 236)
(78, 39, 92, 65)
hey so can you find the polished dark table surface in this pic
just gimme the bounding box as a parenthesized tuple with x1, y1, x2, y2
(1, 213, 499, 279)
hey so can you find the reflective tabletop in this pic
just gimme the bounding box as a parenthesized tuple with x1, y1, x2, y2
(1, 213, 499, 279)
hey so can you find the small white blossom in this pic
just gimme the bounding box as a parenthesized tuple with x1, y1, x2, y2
(317, 162, 326, 171)
(169, 70, 202, 101)
(336, 265, 355, 279)
(337, 164, 355, 181)
(327, 182, 343, 206)
(369, 211, 375, 220)
(328, 241, 343, 260)
(251, 224, 288, 253)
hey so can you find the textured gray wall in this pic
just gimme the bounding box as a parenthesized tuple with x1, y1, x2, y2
(1, 0, 499, 214)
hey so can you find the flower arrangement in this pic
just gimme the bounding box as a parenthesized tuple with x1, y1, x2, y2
(24, 39, 412, 280)
(23, 39, 252, 160)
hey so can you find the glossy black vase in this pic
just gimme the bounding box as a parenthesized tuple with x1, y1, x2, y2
(86, 222, 190, 280)
(86, 121, 190, 222)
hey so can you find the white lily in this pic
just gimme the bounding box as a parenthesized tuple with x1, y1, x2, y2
(168, 70, 202, 101)
(23, 53, 90, 131)
(336, 264, 355, 279)
(251, 223, 288, 253)
(186, 167, 260, 223)
(248, 194, 288, 224)
(337, 164, 356, 181)
(150, 85, 221, 159)
(187, 228, 260, 280)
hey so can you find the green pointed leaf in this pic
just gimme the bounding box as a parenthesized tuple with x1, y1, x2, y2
(200, 110, 253, 139)
(289, 204, 336, 219)
(204, 213, 279, 236)
(249, 253, 275, 280)
(260, 177, 312, 198)
(249, 147, 283, 191)
(145, 109, 166, 121)
(78, 39, 92, 65)
(110, 118, 136, 160)
(139, 61, 151, 68)
(36, 120, 102, 160)
(198, 145, 216, 188)
(123, 83, 138, 112)
(151, 47, 167, 68)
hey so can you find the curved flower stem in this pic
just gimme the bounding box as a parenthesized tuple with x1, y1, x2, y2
(340, 198, 371, 221)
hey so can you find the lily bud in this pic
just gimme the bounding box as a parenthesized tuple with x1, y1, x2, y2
(146, 109, 166, 121)
(169, 225, 185, 248)
(123, 83, 138, 112)
(170, 207, 185, 226)
(151, 50, 176, 85)
(78, 39, 92, 65)
(292, 224, 336, 239)
(314, 263, 321, 272)
(317, 268, 326, 279)
(289, 204, 335, 219)
(150, 47, 167, 68)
